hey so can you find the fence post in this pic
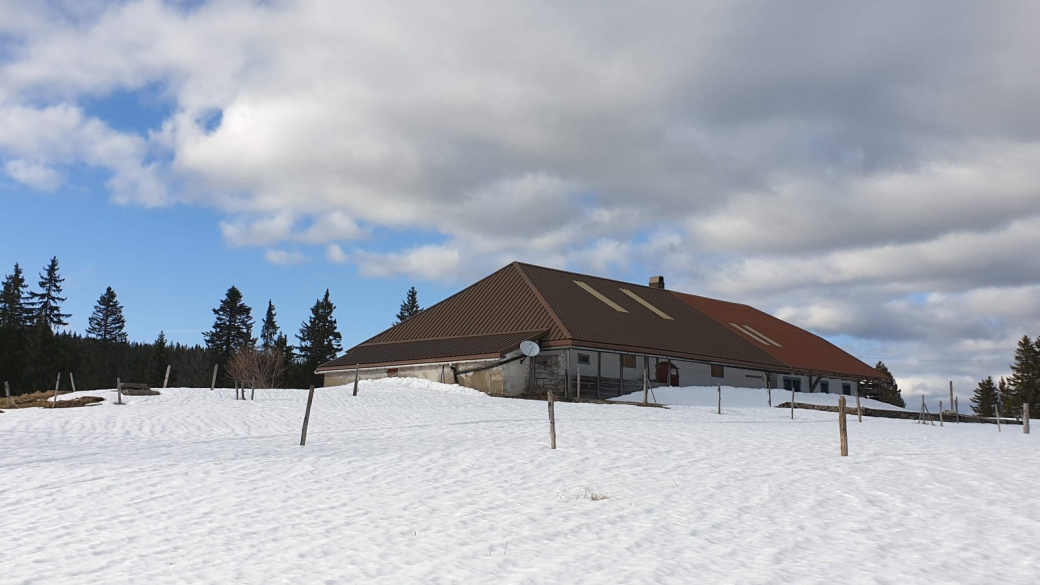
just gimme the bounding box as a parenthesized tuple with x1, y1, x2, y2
(163, 365, 171, 389)
(1024, 403, 1030, 435)
(210, 364, 218, 391)
(939, 400, 944, 427)
(547, 389, 557, 449)
(955, 396, 959, 423)
(116, 378, 123, 405)
(642, 360, 649, 406)
(855, 385, 862, 423)
(353, 365, 360, 396)
(995, 404, 1001, 433)
(5, 381, 11, 408)
(577, 365, 581, 403)
(300, 386, 315, 446)
(69, 372, 77, 393)
(838, 395, 848, 456)
(790, 386, 795, 419)
(717, 383, 721, 415)
(52, 372, 60, 407)
(250, 380, 255, 401)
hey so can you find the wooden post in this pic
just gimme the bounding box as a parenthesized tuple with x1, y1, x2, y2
(547, 389, 556, 449)
(995, 404, 1001, 432)
(353, 365, 360, 396)
(920, 395, 925, 424)
(116, 377, 123, 405)
(642, 359, 649, 405)
(949, 381, 954, 417)
(855, 385, 862, 423)
(52, 372, 60, 407)
(250, 380, 255, 401)
(4, 381, 11, 408)
(163, 365, 171, 389)
(790, 386, 795, 419)
(1024, 403, 1030, 435)
(955, 397, 959, 423)
(717, 383, 721, 414)
(767, 377, 772, 407)
(596, 351, 601, 400)
(300, 385, 315, 446)
(69, 372, 77, 393)
(576, 365, 581, 403)
(619, 354, 625, 396)
(939, 400, 944, 427)
(838, 396, 848, 456)
(565, 349, 571, 400)
(210, 364, 218, 391)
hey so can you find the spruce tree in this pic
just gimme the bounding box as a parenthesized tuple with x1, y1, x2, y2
(1007, 335, 1040, 414)
(0, 263, 32, 331)
(297, 289, 342, 374)
(395, 286, 422, 325)
(872, 361, 906, 408)
(29, 256, 70, 332)
(971, 376, 999, 416)
(150, 331, 169, 386)
(260, 300, 280, 351)
(86, 287, 128, 343)
(202, 286, 255, 368)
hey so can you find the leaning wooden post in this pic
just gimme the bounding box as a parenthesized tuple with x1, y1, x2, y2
(52, 372, 60, 407)
(995, 404, 1002, 432)
(116, 377, 123, 405)
(576, 365, 581, 403)
(352, 365, 360, 396)
(641, 360, 649, 406)
(838, 396, 848, 456)
(4, 381, 11, 408)
(163, 365, 171, 389)
(855, 385, 862, 423)
(300, 385, 315, 446)
(1023, 403, 1030, 435)
(939, 400, 944, 427)
(717, 383, 721, 415)
(547, 389, 557, 449)
(69, 372, 77, 393)
(790, 386, 795, 419)
(210, 364, 218, 391)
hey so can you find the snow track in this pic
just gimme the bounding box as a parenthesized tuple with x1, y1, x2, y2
(2, 381, 1037, 583)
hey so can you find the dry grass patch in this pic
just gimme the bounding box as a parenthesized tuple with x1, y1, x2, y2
(3, 391, 105, 410)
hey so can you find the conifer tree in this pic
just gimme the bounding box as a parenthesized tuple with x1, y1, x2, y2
(29, 256, 70, 332)
(1007, 335, 1040, 414)
(260, 300, 280, 351)
(202, 286, 255, 368)
(971, 376, 999, 416)
(871, 361, 906, 408)
(395, 286, 422, 325)
(297, 289, 342, 374)
(0, 263, 31, 331)
(150, 331, 169, 386)
(86, 287, 128, 343)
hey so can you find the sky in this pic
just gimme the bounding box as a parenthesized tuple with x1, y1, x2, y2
(2, 0, 1039, 407)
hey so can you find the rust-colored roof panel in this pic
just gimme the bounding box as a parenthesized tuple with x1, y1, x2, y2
(516, 263, 788, 369)
(364, 264, 563, 344)
(317, 330, 547, 372)
(674, 292, 883, 380)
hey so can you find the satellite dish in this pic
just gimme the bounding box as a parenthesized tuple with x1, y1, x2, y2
(520, 340, 540, 357)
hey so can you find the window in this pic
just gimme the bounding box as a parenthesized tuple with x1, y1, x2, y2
(783, 377, 802, 392)
(842, 383, 852, 396)
(820, 381, 830, 394)
(711, 365, 724, 378)
(622, 355, 636, 368)
(386, 368, 399, 377)
(577, 353, 591, 365)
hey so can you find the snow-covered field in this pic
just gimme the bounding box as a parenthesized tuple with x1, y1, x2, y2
(3, 379, 1038, 584)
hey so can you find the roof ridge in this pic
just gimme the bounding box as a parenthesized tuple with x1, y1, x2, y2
(513, 262, 573, 340)
(360, 328, 548, 347)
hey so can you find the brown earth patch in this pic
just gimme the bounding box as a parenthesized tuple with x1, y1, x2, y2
(3, 391, 105, 410)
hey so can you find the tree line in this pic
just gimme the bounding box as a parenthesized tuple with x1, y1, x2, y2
(0, 257, 425, 394)
(970, 335, 1040, 418)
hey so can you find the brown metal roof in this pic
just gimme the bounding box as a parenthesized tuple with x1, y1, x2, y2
(674, 292, 883, 380)
(318, 330, 548, 371)
(317, 261, 883, 380)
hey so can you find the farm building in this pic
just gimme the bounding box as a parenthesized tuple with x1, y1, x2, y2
(317, 262, 884, 399)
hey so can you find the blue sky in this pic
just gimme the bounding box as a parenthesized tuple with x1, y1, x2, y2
(2, 0, 1040, 405)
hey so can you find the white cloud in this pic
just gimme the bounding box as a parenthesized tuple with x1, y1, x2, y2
(4, 159, 61, 191)
(356, 245, 462, 281)
(264, 249, 311, 266)
(326, 244, 347, 263)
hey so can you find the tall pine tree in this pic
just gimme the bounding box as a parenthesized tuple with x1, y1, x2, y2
(29, 256, 70, 332)
(150, 331, 169, 386)
(260, 300, 280, 351)
(202, 286, 255, 370)
(1007, 335, 1040, 415)
(86, 287, 128, 343)
(0, 263, 32, 389)
(395, 286, 422, 325)
(297, 289, 342, 378)
(971, 376, 999, 416)
(871, 361, 906, 408)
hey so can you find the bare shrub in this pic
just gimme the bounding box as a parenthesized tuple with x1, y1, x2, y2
(225, 348, 286, 389)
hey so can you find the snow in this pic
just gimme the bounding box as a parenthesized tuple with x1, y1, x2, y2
(3, 381, 1038, 584)
(611, 384, 908, 411)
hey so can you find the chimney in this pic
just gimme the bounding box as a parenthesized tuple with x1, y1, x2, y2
(649, 276, 665, 289)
